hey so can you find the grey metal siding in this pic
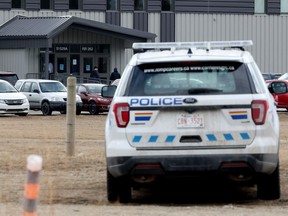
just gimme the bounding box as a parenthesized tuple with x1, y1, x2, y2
(175, 13, 288, 73)
(175, 0, 254, 14)
(160, 12, 175, 42)
(106, 11, 120, 25)
(267, 0, 280, 14)
(120, 0, 134, 11)
(148, 0, 161, 12)
(134, 12, 148, 31)
(54, 0, 69, 11)
(82, 0, 106, 11)
(26, 0, 40, 10)
(0, 0, 10, 10)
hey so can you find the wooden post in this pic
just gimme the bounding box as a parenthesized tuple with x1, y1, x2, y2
(66, 76, 76, 156)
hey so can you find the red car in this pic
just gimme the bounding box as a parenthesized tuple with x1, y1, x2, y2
(76, 83, 112, 115)
(266, 79, 288, 110)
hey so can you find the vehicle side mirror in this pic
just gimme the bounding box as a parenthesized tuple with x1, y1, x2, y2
(270, 82, 287, 94)
(101, 85, 117, 98)
(33, 89, 40, 94)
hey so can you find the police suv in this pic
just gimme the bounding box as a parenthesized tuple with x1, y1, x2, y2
(103, 41, 280, 203)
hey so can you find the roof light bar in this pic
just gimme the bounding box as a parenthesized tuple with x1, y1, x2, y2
(132, 40, 253, 50)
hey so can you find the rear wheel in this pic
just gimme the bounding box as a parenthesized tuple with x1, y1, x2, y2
(118, 176, 132, 203)
(107, 170, 118, 202)
(42, 102, 52, 116)
(88, 101, 98, 115)
(257, 164, 280, 200)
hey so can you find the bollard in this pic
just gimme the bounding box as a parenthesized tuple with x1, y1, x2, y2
(66, 76, 76, 156)
(23, 155, 43, 216)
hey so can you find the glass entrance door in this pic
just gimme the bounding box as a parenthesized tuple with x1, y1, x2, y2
(70, 54, 80, 75)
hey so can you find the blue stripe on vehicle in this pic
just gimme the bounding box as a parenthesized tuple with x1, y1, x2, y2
(224, 134, 233, 141)
(132, 136, 142, 142)
(207, 134, 217, 141)
(165, 136, 175, 143)
(149, 136, 158, 142)
(135, 116, 151, 121)
(240, 133, 250, 140)
(231, 115, 248, 120)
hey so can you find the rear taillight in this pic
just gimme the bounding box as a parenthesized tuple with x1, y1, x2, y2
(251, 100, 269, 125)
(113, 103, 130, 127)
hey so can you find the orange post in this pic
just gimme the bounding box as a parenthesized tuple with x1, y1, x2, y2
(23, 155, 43, 216)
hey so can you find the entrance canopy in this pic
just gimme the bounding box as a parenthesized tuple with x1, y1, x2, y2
(0, 15, 156, 49)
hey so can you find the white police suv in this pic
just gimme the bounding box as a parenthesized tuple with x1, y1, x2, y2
(103, 41, 280, 203)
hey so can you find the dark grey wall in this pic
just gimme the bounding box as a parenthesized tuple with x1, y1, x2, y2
(26, 0, 40, 10)
(83, 0, 106, 11)
(134, 12, 148, 31)
(175, 0, 254, 14)
(120, 0, 134, 11)
(54, 0, 69, 11)
(267, 0, 280, 14)
(0, 0, 10, 10)
(106, 11, 120, 25)
(0, 0, 282, 14)
(160, 12, 175, 42)
(147, 0, 161, 12)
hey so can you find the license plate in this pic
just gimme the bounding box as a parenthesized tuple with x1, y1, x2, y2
(177, 113, 204, 128)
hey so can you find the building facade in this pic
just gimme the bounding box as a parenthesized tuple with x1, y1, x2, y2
(0, 0, 287, 80)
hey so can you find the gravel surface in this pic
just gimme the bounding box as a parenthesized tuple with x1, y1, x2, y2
(0, 111, 287, 215)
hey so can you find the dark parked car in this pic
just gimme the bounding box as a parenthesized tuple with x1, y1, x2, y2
(76, 83, 112, 115)
(266, 79, 288, 111)
(0, 71, 19, 85)
(262, 73, 282, 80)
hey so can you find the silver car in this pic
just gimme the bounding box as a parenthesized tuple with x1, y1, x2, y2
(15, 79, 82, 116)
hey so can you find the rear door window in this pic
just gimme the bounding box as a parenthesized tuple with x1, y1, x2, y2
(126, 61, 253, 96)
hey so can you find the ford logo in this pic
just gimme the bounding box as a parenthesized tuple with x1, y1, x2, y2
(183, 98, 198, 104)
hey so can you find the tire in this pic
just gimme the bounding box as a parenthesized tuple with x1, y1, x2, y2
(41, 102, 52, 116)
(88, 101, 99, 115)
(76, 109, 81, 115)
(60, 110, 66, 114)
(107, 170, 118, 202)
(118, 176, 132, 203)
(257, 164, 280, 200)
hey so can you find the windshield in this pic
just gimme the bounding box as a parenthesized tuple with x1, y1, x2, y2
(86, 84, 105, 93)
(40, 82, 67, 92)
(0, 82, 18, 93)
(126, 61, 253, 96)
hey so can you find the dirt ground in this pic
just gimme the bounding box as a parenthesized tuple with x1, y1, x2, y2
(0, 110, 288, 215)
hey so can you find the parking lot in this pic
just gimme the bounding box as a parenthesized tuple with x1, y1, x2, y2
(0, 110, 287, 215)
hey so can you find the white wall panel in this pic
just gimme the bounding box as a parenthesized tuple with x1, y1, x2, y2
(175, 13, 288, 73)
(148, 13, 161, 42)
(121, 12, 133, 28)
(0, 49, 28, 79)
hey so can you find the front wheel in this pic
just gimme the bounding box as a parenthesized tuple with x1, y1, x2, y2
(257, 164, 280, 200)
(42, 102, 52, 116)
(88, 101, 99, 115)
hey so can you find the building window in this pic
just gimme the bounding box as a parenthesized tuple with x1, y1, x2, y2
(255, 0, 266, 13)
(69, 0, 79, 10)
(107, 0, 118, 11)
(134, 0, 145, 11)
(12, 0, 24, 9)
(41, 0, 52, 10)
(162, 0, 173, 11)
(281, 0, 288, 13)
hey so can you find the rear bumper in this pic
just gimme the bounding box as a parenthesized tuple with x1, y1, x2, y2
(107, 154, 278, 178)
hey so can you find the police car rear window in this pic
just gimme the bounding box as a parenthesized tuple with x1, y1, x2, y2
(126, 61, 252, 96)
